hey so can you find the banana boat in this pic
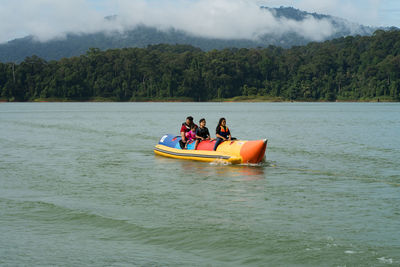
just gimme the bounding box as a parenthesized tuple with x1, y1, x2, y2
(154, 134, 267, 164)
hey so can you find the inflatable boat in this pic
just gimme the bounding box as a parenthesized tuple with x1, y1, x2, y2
(154, 134, 267, 164)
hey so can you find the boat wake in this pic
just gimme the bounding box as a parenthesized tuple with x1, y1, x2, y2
(209, 159, 233, 166)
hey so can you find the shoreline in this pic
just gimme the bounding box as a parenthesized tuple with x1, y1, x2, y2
(1, 97, 398, 103)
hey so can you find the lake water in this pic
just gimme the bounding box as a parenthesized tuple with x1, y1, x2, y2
(1, 102, 399, 266)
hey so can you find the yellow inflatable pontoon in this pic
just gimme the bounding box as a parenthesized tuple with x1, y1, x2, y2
(154, 134, 267, 164)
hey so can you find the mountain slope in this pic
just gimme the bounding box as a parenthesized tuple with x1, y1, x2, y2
(0, 6, 391, 62)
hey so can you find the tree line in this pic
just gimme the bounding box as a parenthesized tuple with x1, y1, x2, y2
(1, 30, 399, 102)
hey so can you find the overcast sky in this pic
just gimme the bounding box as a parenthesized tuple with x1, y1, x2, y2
(0, 0, 399, 44)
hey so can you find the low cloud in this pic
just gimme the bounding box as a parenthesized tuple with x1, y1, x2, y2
(0, 0, 341, 43)
(111, 0, 337, 41)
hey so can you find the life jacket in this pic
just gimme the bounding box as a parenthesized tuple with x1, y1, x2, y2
(218, 126, 230, 138)
(182, 123, 191, 132)
(185, 130, 196, 141)
(220, 126, 229, 133)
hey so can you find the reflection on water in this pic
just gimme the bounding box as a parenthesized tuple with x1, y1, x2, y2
(154, 155, 267, 181)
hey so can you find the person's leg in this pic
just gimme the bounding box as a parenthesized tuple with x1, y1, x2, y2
(213, 138, 223, 151)
(194, 139, 200, 150)
(179, 139, 185, 149)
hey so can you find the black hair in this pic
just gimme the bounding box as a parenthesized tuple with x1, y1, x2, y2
(199, 118, 206, 123)
(216, 117, 226, 130)
(186, 116, 193, 121)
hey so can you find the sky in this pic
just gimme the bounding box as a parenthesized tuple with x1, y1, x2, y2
(0, 0, 399, 44)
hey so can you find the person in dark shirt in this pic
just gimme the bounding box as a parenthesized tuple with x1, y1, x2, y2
(194, 118, 212, 149)
(179, 116, 194, 149)
(213, 117, 232, 151)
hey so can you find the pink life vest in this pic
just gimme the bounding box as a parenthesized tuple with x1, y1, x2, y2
(185, 130, 196, 141)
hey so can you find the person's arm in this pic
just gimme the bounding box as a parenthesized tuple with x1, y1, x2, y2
(205, 129, 211, 140)
(181, 131, 186, 143)
(195, 134, 204, 140)
(195, 128, 204, 140)
(216, 133, 226, 140)
(205, 128, 215, 140)
(180, 124, 187, 142)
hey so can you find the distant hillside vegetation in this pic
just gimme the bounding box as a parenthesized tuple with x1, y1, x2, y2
(0, 6, 391, 63)
(1, 30, 399, 102)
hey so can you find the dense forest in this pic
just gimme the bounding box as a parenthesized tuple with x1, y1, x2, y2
(0, 30, 399, 102)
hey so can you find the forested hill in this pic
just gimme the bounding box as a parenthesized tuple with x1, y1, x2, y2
(0, 6, 384, 63)
(0, 30, 399, 102)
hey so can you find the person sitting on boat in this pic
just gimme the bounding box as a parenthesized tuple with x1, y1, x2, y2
(180, 116, 194, 149)
(195, 118, 212, 150)
(213, 117, 232, 151)
(184, 124, 197, 149)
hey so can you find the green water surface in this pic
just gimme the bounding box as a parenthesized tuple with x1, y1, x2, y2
(1, 102, 399, 266)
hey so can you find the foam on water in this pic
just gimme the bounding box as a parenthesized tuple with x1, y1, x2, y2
(377, 257, 393, 264)
(209, 159, 232, 166)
